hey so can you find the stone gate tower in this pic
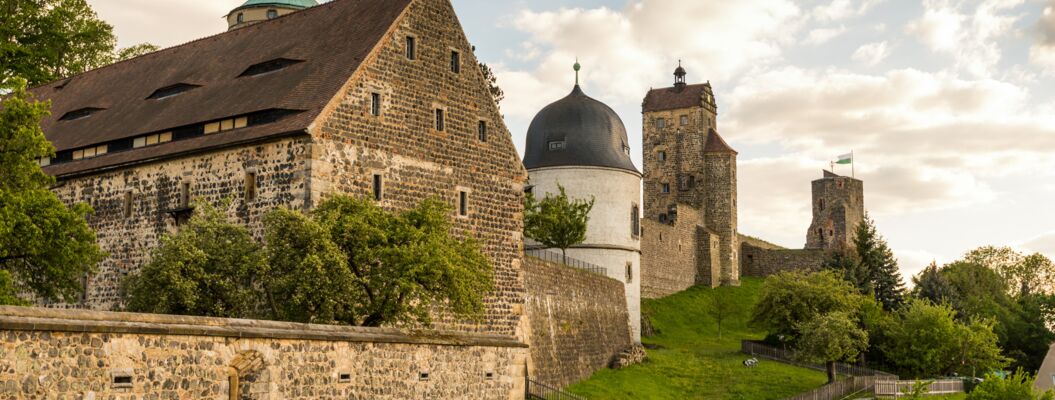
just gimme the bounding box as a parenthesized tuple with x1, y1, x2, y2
(805, 170, 864, 250)
(641, 64, 739, 287)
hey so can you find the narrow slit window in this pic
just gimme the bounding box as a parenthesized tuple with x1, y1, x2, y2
(626, 263, 633, 283)
(112, 374, 133, 388)
(371, 93, 381, 116)
(406, 36, 416, 60)
(338, 373, 351, 383)
(180, 182, 191, 208)
(245, 172, 257, 202)
(451, 50, 461, 73)
(661, 183, 670, 193)
(373, 174, 383, 201)
(435, 109, 445, 131)
(631, 205, 640, 237)
(124, 191, 133, 218)
(459, 191, 468, 216)
(478, 121, 487, 142)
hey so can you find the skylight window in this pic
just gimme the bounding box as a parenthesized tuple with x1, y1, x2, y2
(238, 58, 304, 77)
(147, 83, 200, 100)
(59, 107, 104, 121)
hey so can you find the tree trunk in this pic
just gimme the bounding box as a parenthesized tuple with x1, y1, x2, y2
(561, 248, 567, 265)
(826, 361, 837, 384)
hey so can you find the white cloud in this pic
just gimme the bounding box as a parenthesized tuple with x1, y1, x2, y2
(1030, 2, 1055, 71)
(804, 26, 848, 45)
(906, 0, 1025, 77)
(812, 0, 886, 21)
(88, 0, 234, 48)
(852, 41, 891, 65)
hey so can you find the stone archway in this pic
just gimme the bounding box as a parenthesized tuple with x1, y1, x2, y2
(228, 350, 269, 400)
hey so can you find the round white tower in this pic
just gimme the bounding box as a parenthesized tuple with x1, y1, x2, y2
(225, 0, 318, 31)
(523, 63, 643, 341)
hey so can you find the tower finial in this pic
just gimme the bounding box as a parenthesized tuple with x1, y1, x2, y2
(674, 60, 687, 89)
(574, 58, 581, 86)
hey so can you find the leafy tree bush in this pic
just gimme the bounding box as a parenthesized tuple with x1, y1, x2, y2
(123, 201, 265, 318)
(0, 78, 103, 305)
(1, 0, 156, 86)
(751, 270, 871, 341)
(913, 261, 955, 305)
(277, 196, 495, 327)
(968, 370, 1054, 400)
(524, 185, 594, 264)
(881, 299, 1007, 378)
(795, 311, 869, 383)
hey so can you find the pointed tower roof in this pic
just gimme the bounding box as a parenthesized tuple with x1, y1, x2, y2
(703, 128, 737, 155)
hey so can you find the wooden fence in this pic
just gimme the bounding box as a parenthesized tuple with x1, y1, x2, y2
(784, 376, 879, 400)
(874, 379, 965, 397)
(741, 340, 898, 379)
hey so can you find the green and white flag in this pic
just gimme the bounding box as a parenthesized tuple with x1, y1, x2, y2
(835, 153, 853, 165)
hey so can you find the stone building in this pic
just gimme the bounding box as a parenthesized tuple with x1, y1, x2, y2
(30, 0, 527, 339)
(805, 170, 865, 250)
(226, 0, 319, 30)
(522, 64, 642, 342)
(640, 64, 740, 296)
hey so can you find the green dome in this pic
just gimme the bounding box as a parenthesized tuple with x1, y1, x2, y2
(235, 0, 318, 11)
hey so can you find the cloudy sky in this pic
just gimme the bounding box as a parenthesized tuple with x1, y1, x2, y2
(88, 0, 1055, 281)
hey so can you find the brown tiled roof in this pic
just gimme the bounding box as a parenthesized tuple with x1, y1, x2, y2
(30, 0, 413, 177)
(642, 83, 712, 112)
(703, 128, 737, 155)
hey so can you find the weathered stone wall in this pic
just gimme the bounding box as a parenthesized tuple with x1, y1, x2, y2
(641, 205, 704, 298)
(806, 172, 864, 251)
(309, 0, 526, 337)
(50, 137, 312, 310)
(703, 152, 739, 285)
(740, 243, 827, 278)
(522, 257, 631, 389)
(0, 306, 528, 400)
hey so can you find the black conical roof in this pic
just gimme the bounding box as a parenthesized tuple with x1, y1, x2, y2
(523, 85, 638, 173)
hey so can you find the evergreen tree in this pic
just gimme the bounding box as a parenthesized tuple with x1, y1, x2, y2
(912, 262, 954, 304)
(823, 248, 871, 295)
(854, 215, 906, 310)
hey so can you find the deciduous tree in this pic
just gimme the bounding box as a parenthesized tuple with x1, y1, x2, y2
(881, 299, 1007, 378)
(524, 185, 594, 264)
(795, 312, 869, 383)
(0, 78, 102, 305)
(751, 270, 870, 341)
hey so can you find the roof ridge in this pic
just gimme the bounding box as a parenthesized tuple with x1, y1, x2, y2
(30, 0, 351, 91)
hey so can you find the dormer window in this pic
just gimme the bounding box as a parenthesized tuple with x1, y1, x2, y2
(623, 145, 631, 156)
(548, 141, 565, 151)
(236, 13, 244, 23)
(72, 145, 108, 161)
(147, 83, 200, 100)
(59, 107, 104, 121)
(239, 58, 304, 77)
(133, 132, 172, 148)
(37, 157, 51, 167)
(266, 9, 278, 19)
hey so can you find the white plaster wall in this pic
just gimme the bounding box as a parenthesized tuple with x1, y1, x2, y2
(528, 166, 642, 342)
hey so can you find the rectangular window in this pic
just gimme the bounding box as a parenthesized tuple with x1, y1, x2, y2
(373, 174, 383, 201)
(72, 149, 84, 160)
(234, 117, 248, 129)
(220, 119, 234, 131)
(548, 141, 565, 151)
(451, 50, 461, 73)
(406, 36, 416, 60)
(478, 121, 487, 142)
(123, 191, 133, 218)
(146, 135, 159, 146)
(204, 122, 220, 134)
(37, 157, 51, 167)
(631, 205, 640, 237)
(661, 183, 670, 193)
(180, 182, 191, 208)
(371, 93, 381, 116)
(459, 191, 468, 216)
(245, 172, 257, 202)
(680, 115, 689, 125)
(656, 118, 665, 129)
(435, 109, 445, 131)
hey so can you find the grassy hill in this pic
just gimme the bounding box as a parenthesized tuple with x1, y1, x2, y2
(564, 277, 828, 399)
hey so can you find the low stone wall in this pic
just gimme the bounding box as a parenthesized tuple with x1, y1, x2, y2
(640, 206, 705, 298)
(522, 257, 632, 389)
(740, 243, 827, 278)
(0, 306, 528, 399)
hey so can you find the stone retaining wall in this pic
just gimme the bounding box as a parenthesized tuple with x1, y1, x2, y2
(0, 306, 528, 399)
(740, 243, 827, 278)
(522, 257, 631, 389)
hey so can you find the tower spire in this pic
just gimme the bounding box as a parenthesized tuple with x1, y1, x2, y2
(574, 58, 581, 86)
(674, 60, 687, 90)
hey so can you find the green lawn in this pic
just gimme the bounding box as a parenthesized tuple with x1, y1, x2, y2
(564, 277, 828, 399)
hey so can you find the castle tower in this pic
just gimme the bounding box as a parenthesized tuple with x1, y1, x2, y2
(641, 63, 739, 286)
(226, 0, 318, 30)
(806, 170, 864, 250)
(524, 63, 643, 341)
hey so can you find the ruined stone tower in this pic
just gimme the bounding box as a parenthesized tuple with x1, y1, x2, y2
(806, 170, 864, 250)
(640, 64, 739, 289)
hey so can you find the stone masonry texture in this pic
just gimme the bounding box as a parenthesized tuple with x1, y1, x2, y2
(0, 306, 528, 400)
(45, 0, 528, 338)
(640, 85, 738, 288)
(640, 206, 714, 298)
(806, 173, 864, 251)
(522, 257, 632, 389)
(740, 243, 827, 278)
